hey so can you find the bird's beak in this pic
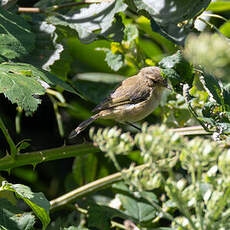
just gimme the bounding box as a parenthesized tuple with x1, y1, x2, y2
(166, 85, 172, 91)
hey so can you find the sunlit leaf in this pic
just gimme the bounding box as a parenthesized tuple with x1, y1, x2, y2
(105, 50, 124, 71)
(0, 62, 76, 114)
(134, 0, 211, 25)
(132, 0, 211, 45)
(207, 1, 230, 12)
(220, 22, 230, 38)
(47, 0, 127, 43)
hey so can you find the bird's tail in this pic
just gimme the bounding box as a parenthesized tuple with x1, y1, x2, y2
(69, 114, 99, 138)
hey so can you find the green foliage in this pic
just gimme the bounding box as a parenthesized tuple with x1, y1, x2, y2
(207, 1, 230, 12)
(88, 203, 129, 230)
(47, 0, 127, 43)
(0, 62, 75, 114)
(159, 51, 194, 93)
(72, 72, 124, 104)
(0, 8, 35, 62)
(113, 182, 158, 223)
(0, 198, 35, 230)
(0, 0, 229, 229)
(0, 182, 50, 230)
(133, 0, 211, 45)
(91, 124, 230, 229)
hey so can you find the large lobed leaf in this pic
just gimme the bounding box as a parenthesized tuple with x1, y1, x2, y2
(47, 0, 127, 43)
(0, 63, 75, 114)
(0, 8, 35, 62)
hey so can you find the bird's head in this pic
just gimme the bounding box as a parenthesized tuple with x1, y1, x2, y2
(139, 66, 169, 88)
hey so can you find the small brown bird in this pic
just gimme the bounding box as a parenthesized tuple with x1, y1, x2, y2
(70, 66, 169, 137)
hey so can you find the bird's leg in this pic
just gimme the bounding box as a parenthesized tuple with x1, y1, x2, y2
(125, 122, 141, 131)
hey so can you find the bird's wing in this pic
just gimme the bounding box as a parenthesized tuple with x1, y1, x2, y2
(92, 75, 151, 112)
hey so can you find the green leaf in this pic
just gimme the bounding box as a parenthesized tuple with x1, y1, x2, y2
(0, 198, 35, 230)
(223, 84, 230, 108)
(202, 102, 219, 118)
(88, 203, 129, 230)
(1, 182, 50, 230)
(113, 182, 158, 223)
(0, 62, 76, 114)
(0, 8, 35, 62)
(73, 72, 124, 104)
(105, 50, 124, 71)
(207, 1, 230, 12)
(118, 193, 157, 222)
(0, 63, 76, 94)
(72, 154, 98, 186)
(159, 51, 194, 93)
(134, 0, 211, 25)
(124, 24, 139, 43)
(47, 0, 127, 43)
(0, 64, 45, 114)
(220, 22, 230, 38)
(199, 72, 224, 106)
(160, 51, 193, 84)
(137, 16, 176, 53)
(133, 0, 210, 45)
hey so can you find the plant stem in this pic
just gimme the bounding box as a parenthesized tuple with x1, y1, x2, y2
(198, 18, 226, 38)
(172, 126, 209, 136)
(50, 164, 148, 210)
(111, 221, 126, 230)
(15, 107, 23, 134)
(202, 13, 228, 22)
(0, 143, 99, 171)
(18, 0, 104, 13)
(108, 151, 121, 171)
(49, 95, 64, 137)
(0, 117, 17, 158)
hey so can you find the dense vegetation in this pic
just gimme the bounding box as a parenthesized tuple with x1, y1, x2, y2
(0, 0, 230, 229)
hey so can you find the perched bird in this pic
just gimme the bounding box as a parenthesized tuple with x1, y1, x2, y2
(70, 66, 169, 137)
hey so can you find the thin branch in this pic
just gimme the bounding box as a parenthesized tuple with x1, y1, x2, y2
(0, 143, 99, 171)
(48, 95, 65, 137)
(18, 0, 107, 13)
(172, 126, 209, 136)
(201, 13, 228, 22)
(50, 164, 148, 210)
(18, 7, 43, 13)
(198, 17, 225, 37)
